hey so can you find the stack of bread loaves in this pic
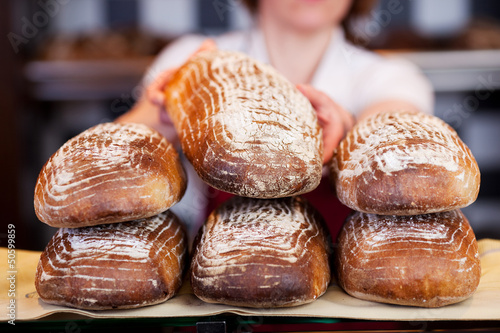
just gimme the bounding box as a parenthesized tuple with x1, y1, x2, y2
(164, 49, 331, 307)
(330, 111, 482, 307)
(33, 122, 188, 310)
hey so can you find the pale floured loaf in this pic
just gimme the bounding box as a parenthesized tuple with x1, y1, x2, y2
(35, 211, 187, 310)
(34, 122, 187, 228)
(190, 196, 331, 308)
(164, 49, 323, 198)
(335, 210, 481, 307)
(330, 111, 480, 215)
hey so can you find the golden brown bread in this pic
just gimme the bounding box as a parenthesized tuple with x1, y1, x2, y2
(164, 49, 323, 198)
(190, 196, 331, 308)
(35, 211, 187, 310)
(34, 122, 187, 228)
(329, 111, 480, 215)
(335, 210, 481, 307)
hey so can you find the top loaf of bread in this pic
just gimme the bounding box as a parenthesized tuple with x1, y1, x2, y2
(34, 122, 187, 228)
(330, 111, 480, 215)
(164, 49, 323, 198)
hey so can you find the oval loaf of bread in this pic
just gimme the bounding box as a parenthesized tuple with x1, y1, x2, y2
(35, 211, 187, 310)
(34, 122, 187, 228)
(190, 196, 331, 308)
(330, 111, 480, 215)
(164, 49, 323, 198)
(335, 210, 481, 307)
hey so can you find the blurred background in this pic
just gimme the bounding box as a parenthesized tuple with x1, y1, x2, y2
(1, 0, 500, 251)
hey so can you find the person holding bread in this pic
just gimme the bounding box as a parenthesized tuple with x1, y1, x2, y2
(117, 0, 434, 240)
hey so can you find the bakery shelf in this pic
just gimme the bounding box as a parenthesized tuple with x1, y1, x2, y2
(23, 57, 153, 101)
(2, 316, 500, 332)
(380, 49, 500, 93)
(1, 239, 500, 331)
(23, 50, 500, 101)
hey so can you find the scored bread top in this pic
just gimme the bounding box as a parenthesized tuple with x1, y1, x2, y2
(190, 196, 331, 308)
(164, 49, 323, 198)
(330, 111, 480, 215)
(34, 122, 187, 228)
(35, 211, 187, 310)
(335, 210, 481, 307)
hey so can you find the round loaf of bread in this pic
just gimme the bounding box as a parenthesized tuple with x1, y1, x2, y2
(190, 196, 331, 308)
(164, 50, 323, 198)
(335, 210, 481, 307)
(35, 211, 187, 310)
(34, 122, 187, 228)
(330, 111, 480, 215)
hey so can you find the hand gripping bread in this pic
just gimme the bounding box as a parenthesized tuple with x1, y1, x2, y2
(34, 122, 187, 228)
(335, 210, 481, 307)
(330, 111, 480, 215)
(35, 211, 187, 310)
(190, 196, 331, 308)
(164, 50, 323, 198)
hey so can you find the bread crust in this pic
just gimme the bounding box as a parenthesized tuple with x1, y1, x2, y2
(35, 211, 187, 310)
(335, 210, 481, 307)
(164, 50, 323, 198)
(330, 112, 480, 215)
(34, 122, 187, 227)
(190, 196, 331, 307)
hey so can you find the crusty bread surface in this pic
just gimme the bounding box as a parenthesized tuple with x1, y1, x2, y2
(35, 211, 187, 310)
(330, 111, 480, 215)
(34, 122, 187, 228)
(335, 210, 481, 307)
(164, 50, 323, 198)
(190, 196, 331, 308)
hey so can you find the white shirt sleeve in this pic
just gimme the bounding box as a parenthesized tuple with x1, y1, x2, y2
(352, 56, 435, 115)
(141, 34, 206, 87)
(139, 31, 251, 88)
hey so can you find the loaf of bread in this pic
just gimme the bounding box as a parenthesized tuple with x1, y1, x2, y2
(330, 111, 480, 215)
(34, 122, 187, 228)
(190, 196, 331, 307)
(164, 49, 323, 198)
(35, 211, 187, 310)
(335, 210, 481, 307)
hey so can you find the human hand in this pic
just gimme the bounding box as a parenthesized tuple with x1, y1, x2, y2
(297, 84, 355, 164)
(147, 39, 217, 125)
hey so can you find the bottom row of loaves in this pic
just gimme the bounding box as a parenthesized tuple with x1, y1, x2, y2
(35, 195, 481, 310)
